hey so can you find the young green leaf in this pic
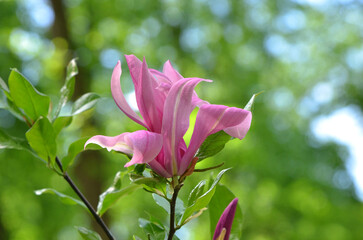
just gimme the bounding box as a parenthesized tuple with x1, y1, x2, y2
(97, 172, 141, 216)
(53, 59, 78, 119)
(25, 117, 57, 164)
(244, 91, 263, 111)
(53, 116, 73, 137)
(187, 180, 206, 206)
(152, 194, 170, 213)
(76, 227, 102, 240)
(179, 168, 230, 225)
(61, 137, 88, 171)
(0, 76, 12, 100)
(138, 218, 166, 240)
(209, 185, 243, 240)
(196, 131, 232, 161)
(8, 69, 50, 122)
(35, 188, 87, 210)
(0, 129, 28, 151)
(71, 93, 100, 116)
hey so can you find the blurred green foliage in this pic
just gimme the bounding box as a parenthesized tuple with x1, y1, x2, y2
(1, 0, 363, 239)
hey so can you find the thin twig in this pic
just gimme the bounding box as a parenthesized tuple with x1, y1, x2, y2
(193, 162, 225, 172)
(55, 157, 115, 240)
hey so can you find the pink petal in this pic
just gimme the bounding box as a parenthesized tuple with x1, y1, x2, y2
(148, 158, 172, 178)
(162, 60, 208, 108)
(125, 54, 142, 90)
(163, 60, 183, 82)
(85, 133, 132, 154)
(138, 58, 163, 132)
(84, 131, 163, 168)
(161, 77, 211, 176)
(179, 104, 250, 175)
(213, 198, 238, 240)
(124, 130, 163, 167)
(126, 55, 163, 132)
(111, 61, 147, 128)
(224, 111, 252, 139)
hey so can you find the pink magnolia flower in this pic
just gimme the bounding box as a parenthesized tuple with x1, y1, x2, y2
(213, 198, 238, 240)
(85, 55, 252, 177)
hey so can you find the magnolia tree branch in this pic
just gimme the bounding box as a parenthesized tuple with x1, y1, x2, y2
(167, 183, 182, 240)
(55, 157, 115, 240)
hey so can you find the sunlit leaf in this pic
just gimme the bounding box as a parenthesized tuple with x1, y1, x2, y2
(8, 69, 50, 122)
(53, 116, 73, 137)
(53, 59, 78, 119)
(25, 117, 57, 164)
(71, 92, 100, 116)
(187, 180, 206, 206)
(209, 185, 243, 240)
(35, 188, 87, 210)
(61, 137, 88, 171)
(179, 168, 230, 225)
(196, 131, 232, 161)
(76, 226, 102, 240)
(97, 172, 141, 216)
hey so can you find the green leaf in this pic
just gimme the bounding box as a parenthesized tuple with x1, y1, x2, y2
(179, 168, 230, 225)
(187, 180, 206, 206)
(130, 172, 167, 196)
(152, 193, 185, 223)
(196, 131, 232, 161)
(209, 185, 243, 240)
(76, 227, 102, 240)
(4, 98, 25, 121)
(244, 91, 263, 111)
(138, 218, 166, 240)
(0, 128, 28, 151)
(53, 59, 78, 119)
(133, 236, 143, 240)
(1, 77, 30, 122)
(97, 172, 141, 216)
(53, 116, 73, 137)
(61, 137, 88, 171)
(35, 188, 87, 210)
(0, 129, 45, 162)
(0, 76, 12, 100)
(152, 194, 170, 213)
(25, 117, 57, 164)
(71, 93, 100, 116)
(8, 69, 50, 121)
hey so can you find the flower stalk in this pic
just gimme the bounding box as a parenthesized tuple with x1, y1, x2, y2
(167, 180, 183, 240)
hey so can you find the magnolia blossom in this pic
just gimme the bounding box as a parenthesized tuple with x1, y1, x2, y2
(213, 198, 238, 240)
(85, 55, 252, 177)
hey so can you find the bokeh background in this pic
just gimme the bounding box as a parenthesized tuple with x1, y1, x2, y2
(1, 0, 363, 239)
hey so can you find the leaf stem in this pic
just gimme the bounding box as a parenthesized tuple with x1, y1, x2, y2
(55, 157, 115, 240)
(167, 182, 182, 240)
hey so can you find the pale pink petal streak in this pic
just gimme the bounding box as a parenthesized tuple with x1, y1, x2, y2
(111, 61, 146, 128)
(179, 104, 250, 175)
(162, 77, 211, 175)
